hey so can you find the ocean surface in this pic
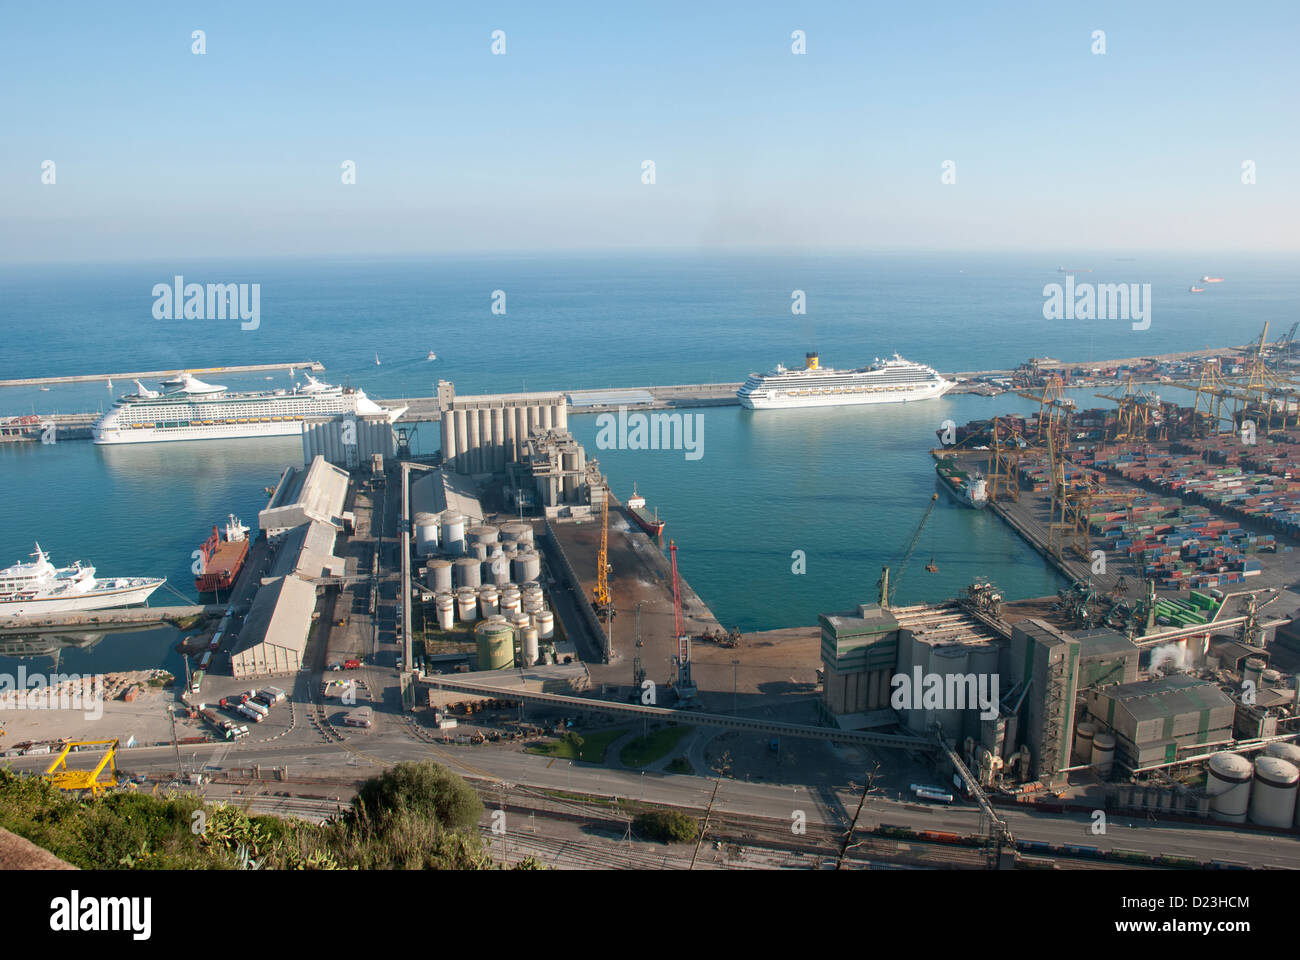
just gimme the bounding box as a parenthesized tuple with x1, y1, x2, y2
(1, 251, 1297, 672)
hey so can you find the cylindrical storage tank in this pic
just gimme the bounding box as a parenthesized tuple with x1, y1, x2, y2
(1265, 741, 1300, 765)
(508, 611, 532, 643)
(478, 585, 499, 618)
(500, 591, 522, 615)
(472, 541, 488, 562)
(453, 557, 482, 589)
(523, 598, 544, 618)
(500, 521, 531, 544)
(1074, 722, 1097, 762)
(1090, 732, 1116, 778)
(534, 609, 554, 640)
(441, 512, 466, 556)
(469, 524, 500, 547)
(1249, 756, 1299, 828)
(513, 550, 541, 584)
(455, 588, 478, 623)
(475, 621, 515, 671)
(414, 512, 440, 556)
(522, 627, 539, 667)
(435, 593, 455, 630)
(425, 559, 454, 594)
(1207, 753, 1254, 823)
(929, 645, 970, 741)
(1263, 668, 1282, 686)
(488, 555, 510, 586)
(1244, 657, 1266, 693)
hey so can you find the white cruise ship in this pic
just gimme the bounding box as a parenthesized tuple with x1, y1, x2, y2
(0, 545, 164, 618)
(93, 373, 406, 444)
(737, 352, 953, 409)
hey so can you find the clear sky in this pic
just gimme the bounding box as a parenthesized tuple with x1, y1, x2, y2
(2, 0, 1297, 260)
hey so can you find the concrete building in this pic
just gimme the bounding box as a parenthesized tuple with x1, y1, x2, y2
(819, 604, 900, 720)
(259, 455, 351, 540)
(1072, 628, 1141, 689)
(302, 414, 397, 469)
(1008, 619, 1080, 785)
(230, 574, 318, 678)
(267, 519, 345, 582)
(519, 429, 605, 512)
(1085, 674, 1236, 770)
(438, 380, 567, 475)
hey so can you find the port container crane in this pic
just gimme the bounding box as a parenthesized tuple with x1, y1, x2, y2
(879, 493, 940, 607)
(45, 739, 120, 796)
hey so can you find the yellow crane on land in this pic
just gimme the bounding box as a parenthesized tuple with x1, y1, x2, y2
(45, 738, 120, 796)
(593, 486, 612, 615)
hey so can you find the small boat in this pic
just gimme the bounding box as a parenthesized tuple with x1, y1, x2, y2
(39, 386, 50, 392)
(1189, 286, 1205, 293)
(374, 353, 381, 366)
(626, 484, 666, 536)
(427, 351, 437, 361)
(1201, 276, 1225, 283)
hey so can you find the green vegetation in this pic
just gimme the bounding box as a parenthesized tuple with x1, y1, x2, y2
(147, 672, 175, 688)
(619, 724, 693, 768)
(633, 809, 698, 844)
(526, 727, 628, 763)
(0, 760, 540, 870)
(665, 757, 694, 775)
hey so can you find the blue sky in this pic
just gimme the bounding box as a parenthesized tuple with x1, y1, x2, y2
(1, 1, 1297, 260)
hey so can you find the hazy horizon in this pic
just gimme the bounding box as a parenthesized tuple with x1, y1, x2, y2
(3, 1, 1297, 262)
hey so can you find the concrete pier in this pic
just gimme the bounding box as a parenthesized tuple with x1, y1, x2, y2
(0, 360, 324, 388)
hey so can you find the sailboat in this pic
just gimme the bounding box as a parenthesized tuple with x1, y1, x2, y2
(374, 353, 381, 366)
(106, 378, 113, 391)
(427, 350, 437, 361)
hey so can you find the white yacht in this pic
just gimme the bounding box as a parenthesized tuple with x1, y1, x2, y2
(0, 545, 164, 617)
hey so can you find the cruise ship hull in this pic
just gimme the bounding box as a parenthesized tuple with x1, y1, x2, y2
(739, 380, 952, 410)
(94, 418, 305, 445)
(0, 579, 165, 618)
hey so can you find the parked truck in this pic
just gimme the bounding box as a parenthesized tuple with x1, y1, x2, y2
(237, 704, 264, 723)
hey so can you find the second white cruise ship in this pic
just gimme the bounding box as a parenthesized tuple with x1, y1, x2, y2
(737, 352, 953, 410)
(93, 373, 406, 444)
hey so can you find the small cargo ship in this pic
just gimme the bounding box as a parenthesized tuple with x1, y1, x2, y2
(1189, 285, 1205, 293)
(626, 485, 666, 537)
(194, 515, 250, 593)
(935, 457, 988, 508)
(1201, 276, 1225, 283)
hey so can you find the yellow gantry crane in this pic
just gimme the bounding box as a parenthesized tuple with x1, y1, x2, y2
(593, 487, 611, 613)
(45, 738, 120, 797)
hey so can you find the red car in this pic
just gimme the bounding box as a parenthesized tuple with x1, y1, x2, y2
(343, 659, 362, 670)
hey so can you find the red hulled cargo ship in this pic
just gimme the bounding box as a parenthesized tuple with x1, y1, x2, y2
(195, 514, 250, 593)
(626, 484, 665, 537)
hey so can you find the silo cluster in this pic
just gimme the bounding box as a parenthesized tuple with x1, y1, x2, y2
(413, 504, 553, 666)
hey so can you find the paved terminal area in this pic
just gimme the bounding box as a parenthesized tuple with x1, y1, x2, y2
(547, 501, 722, 693)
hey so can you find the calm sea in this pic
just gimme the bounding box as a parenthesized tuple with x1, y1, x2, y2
(1, 251, 1296, 670)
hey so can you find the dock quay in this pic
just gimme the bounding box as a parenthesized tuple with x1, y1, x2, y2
(0, 413, 97, 442)
(0, 605, 221, 637)
(0, 360, 324, 389)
